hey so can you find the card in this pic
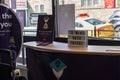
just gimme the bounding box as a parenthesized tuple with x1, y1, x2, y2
(36, 15, 54, 46)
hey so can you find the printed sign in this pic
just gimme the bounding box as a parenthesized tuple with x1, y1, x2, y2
(16, 0, 27, 8)
(57, 4, 75, 36)
(36, 15, 54, 46)
(104, 0, 115, 8)
(0, 4, 22, 57)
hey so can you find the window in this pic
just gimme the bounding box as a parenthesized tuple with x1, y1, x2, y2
(3, 0, 120, 45)
(35, 4, 44, 13)
(75, 22, 83, 28)
(81, 0, 100, 8)
(94, 0, 99, 5)
(81, 0, 86, 7)
(35, 5, 40, 13)
(87, 0, 92, 7)
(40, 4, 44, 13)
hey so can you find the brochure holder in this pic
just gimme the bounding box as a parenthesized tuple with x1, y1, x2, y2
(36, 15, 54, 46)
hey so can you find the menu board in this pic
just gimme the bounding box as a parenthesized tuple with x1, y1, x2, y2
(36, 15, 54, 46)
(0, 4, 22, 57)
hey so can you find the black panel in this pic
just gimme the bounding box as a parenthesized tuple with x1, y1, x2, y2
(26, 48, 120, 80)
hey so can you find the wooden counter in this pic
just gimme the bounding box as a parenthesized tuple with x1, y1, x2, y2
(23, 41, 120, 80)
(23, 41, 120, 56)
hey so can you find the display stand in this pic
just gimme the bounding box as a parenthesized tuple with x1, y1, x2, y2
(36, 15, 54, 46)
(0, 4, 22, 57)
(0, 3, 23, 80)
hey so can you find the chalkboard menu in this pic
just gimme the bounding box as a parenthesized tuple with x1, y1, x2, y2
(0, 4, 22, 57)
(36, 15, 54, 46)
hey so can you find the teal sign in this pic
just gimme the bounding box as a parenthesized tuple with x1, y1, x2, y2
(50, 59, 67, 71)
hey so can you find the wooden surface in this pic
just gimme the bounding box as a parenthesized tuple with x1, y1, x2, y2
(23, 41, 120, 56)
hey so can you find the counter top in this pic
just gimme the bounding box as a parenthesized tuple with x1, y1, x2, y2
(23, 41, 120, 56)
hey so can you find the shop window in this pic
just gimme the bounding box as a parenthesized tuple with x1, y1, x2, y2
(35, 5, 40, 13)
(4, 0, 120, 45)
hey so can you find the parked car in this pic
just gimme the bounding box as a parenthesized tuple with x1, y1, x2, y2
(75, 17, 115, 38)
(107, 10, 120, 37)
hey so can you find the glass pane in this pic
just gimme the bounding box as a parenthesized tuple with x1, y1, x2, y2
(81, 0, 86, 7)
(87, 0, 92, 7)
(5, 0, 120, 41)
(4, 0, 53, 36)
(94, 0, 99, 5)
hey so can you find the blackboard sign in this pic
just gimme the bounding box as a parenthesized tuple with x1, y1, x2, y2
(36, 15, 54, 46)
(0, 4, 22, 57)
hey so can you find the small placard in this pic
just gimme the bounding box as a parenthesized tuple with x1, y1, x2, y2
(68, 30, 88, 47)
(36, 15, 54, 46)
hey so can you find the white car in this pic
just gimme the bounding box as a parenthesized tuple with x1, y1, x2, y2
(108, 10, 120, 29)
(75, 17, 115, 38)
(107, 10, 120, 37)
